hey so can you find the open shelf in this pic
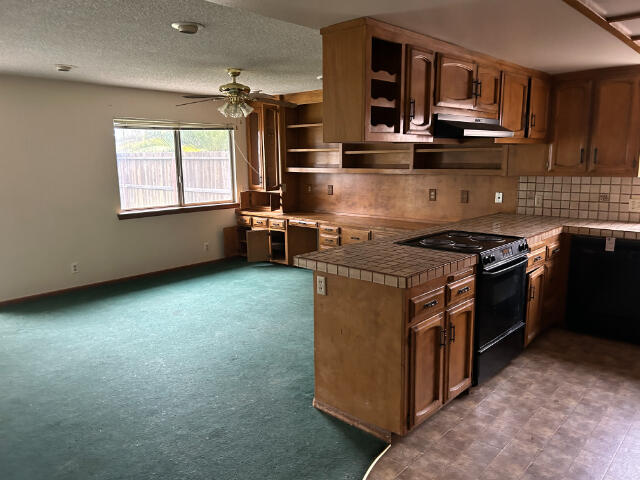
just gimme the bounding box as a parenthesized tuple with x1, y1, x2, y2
(370, 70, 397, 82)
(413, 145, 507, 175)
(370, 97, 397, 108)
(287, 148, 340, 153)
(344, 149, 412, 155)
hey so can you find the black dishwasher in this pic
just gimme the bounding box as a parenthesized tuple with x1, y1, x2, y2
(566, 235, 640, 344)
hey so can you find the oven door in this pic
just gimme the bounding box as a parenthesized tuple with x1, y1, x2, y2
(475, 256, 528, 349)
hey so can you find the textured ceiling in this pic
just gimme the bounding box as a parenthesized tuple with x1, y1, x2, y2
(2, 0, 640, 97)
(214, 0, 640, 74)
(0, 0, 322, 95)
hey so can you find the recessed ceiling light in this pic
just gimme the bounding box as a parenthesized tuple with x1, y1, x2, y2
(55, 64, 74, 72)
(171, 22, 204, 34)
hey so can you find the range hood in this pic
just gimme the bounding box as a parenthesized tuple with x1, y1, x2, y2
(433, 114, 515, 138)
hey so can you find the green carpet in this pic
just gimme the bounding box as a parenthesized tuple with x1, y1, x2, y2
(0, 259, 385, 480)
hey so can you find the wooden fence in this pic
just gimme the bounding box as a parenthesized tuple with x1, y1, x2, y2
(117, 151, 233, 209)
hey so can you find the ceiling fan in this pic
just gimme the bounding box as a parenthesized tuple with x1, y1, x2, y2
(177, 68, 297, 117)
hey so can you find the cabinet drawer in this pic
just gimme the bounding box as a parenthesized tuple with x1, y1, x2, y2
(252, 217, 268, 228)
(409, 287, 445, 321)
(528, 247, 546, 269)
(342, 228, 371, 244)
(319, 234, 340, 247)
(289, 219, 318, 228)
(238, 215, 252, 227)
(269, 219, 286, 231)
(446, 276, 475, 305)
(546, 241, 561, 260)
(319, 225, 340, 235)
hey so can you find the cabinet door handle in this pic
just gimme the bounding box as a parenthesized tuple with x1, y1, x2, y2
(476, 81, 482, 98)
(580, 148, 585, 164)
(552, 247, 560, 255)
(423, 299, 438, 309)
(450, 324, 456, 343)
(593, 147, 598, 165)
(534, 255, 543, 262)
(457, 286, 470, 295)
(440, 328, 447, 347)
(409, 98, 415, 120)
(529, 284, 535, 300)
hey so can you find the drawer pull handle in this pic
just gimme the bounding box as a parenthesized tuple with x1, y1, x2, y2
(534, 255, 542, 262)
(423, 299, 438, 309)
(450, 324, 456, 343)
(440, 328, 447, 347)
(552, 248, 560, 255)
(457, 286, 470, 295)
(351, 236, 360, 241)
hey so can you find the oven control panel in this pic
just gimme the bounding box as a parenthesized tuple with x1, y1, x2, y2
(482, 239, 529, 267)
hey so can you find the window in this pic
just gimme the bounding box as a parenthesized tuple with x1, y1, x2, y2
(113, 120, 235, 212)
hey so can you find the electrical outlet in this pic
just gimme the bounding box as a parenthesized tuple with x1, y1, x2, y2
(599, 193, 610, 202)
(460, 190, 469, 204)
(429, 189, 437, 201)
(71, 262, 79, 274)
(535, 192, 544, 207)
(630, 199, 640, 212)
(495, 192, 503, 204)
(305, 184, 312, 193)
(316, 275, 327, 296)
(203, 242, 209, 252)
(327, 185, 333, 195)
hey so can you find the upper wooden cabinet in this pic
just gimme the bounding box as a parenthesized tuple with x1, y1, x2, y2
(320, 17, 548, 144)
(500, 72, 529, 138)
(435, 54, 476, 111)
(528, 77, 551, 140)
(246, 103, 282, 190)
(589, 77, 640, 176)
(549, 72, 640, 176)
(549, 80, 592, 173)
(405, 47, 435, 135)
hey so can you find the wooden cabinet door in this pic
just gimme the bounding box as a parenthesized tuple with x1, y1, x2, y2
(475, 64, 501, 114)
(500, 72, 529, 138)
(246, 229, 270, 262)
(409, 313, 445, 428)
(524, 267, 544, 347)
(435, 54, 476, 110)
(246, 108, 264, 190)
(405, 46, 435, 135)
(528, 77, 551, 140)
(549, 80, 592, 173)
(262, 105, 281, 191)
(589, 77, 640, 176)
(445, 300, 474, 402)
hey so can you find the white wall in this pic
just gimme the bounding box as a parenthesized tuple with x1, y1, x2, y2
(0, 75, 248, 302)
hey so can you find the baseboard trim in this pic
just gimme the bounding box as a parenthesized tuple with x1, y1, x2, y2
(0, 257, 233, 307)
(312, 397, 392, 443)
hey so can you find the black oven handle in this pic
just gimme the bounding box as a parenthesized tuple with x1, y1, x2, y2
(482, 256, 528, 276)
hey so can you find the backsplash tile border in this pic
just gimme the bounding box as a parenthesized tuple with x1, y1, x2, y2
(516, 176, 640, 222)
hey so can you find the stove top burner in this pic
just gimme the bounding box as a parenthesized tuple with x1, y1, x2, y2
(397, 230, 529, 268)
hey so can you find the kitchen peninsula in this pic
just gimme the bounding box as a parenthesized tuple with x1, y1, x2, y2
(294, 213, 640, 441)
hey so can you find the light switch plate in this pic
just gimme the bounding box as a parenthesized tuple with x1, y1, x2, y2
(327, 185, 333, 195)
(630, 199, 640, 212)
(429, 189, 437, 201)
(535, 193, 544, 207)
(495, 192, 503, 204)
(316, 275, 327, 296)
(460, 190, 469, 204)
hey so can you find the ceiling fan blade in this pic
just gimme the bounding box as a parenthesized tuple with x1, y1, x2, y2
(248, 93, 297, 108)
(176, 98, 220, 107)
(181, 94, 226, 99)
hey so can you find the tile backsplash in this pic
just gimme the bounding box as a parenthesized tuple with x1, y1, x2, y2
(517, 176, 640, 222)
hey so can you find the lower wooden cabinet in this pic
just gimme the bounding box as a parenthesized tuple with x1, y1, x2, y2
(409, 312, 445, 427)
(524, 266, 544, 347)
(445, 299, 475, 401)
(409, 298, 474, 428)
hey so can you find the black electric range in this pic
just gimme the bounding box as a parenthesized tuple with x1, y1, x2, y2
(398, 231, 530, 385)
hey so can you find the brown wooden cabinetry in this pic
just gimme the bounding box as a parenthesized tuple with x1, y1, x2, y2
(246, 103, 282, 190)
(409, 312, 445, 427)
(405, 46, 435, 135)
(435, 54, 477, 111)
(528, 77, 551, 139)
(500, 72, 529, 138)
(476, 64, 502, 115)
(589, 77, 640, 176)
(524, 266, 544, 347)
(445, 299, 474, 401)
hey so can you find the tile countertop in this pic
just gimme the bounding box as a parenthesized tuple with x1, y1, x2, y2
(294, 213, 640, 289)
